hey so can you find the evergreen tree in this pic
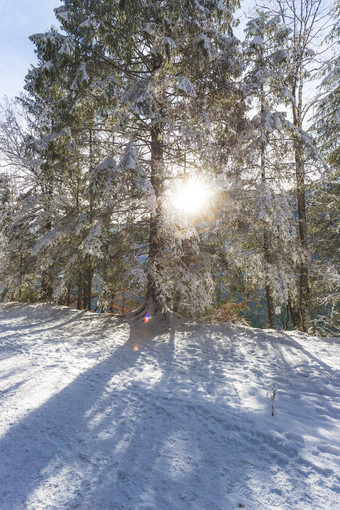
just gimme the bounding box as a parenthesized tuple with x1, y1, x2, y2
(29, 0, 242, 316)
(260, 0, 329, 332)
(242, 11, 298, 328)
(308, 165, 340, 334)
(308, 0, 340, 333)
(313, 0, 340, 164)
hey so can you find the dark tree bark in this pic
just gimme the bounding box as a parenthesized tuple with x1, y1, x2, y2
(77, 274, 82, 310)
(293, 131, 311, 332)
(288, 297, 300, 329)
(66, 282, 71, 307)
(82, 276, 87, 310)
(41, 272, 53, 301)
(145, 124, 164, 315)
(18, 253, 23, 301)
(260, 87, 275, 329)
(86, 128, 94, 312)
(275, 0, 318, 333)
(87, 265, 92, 311)
(40, 182, 54, 301)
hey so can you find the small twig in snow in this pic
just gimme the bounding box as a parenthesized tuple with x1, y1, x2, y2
(268, 384, 278, 417)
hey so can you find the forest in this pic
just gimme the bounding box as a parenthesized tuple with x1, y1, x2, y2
(0, 0, 339, 335)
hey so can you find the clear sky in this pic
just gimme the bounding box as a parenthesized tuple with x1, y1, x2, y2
(0, 0, 60, 99)
(0, 0, 258, 100)
(0, 0, 255, 101)
(0, 0, 328, 102)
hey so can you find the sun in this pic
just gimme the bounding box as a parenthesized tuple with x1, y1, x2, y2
(171, 178, 212, 216)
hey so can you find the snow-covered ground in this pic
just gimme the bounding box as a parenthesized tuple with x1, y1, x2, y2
(0, 303, 339, 510)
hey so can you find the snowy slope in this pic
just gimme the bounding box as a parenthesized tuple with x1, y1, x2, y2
(0, 303, 339, 510)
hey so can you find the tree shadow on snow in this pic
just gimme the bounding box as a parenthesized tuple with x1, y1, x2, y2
(0, 316, 337, 509)
(0, 317, 176, 509)
(0, 303, 87, 338)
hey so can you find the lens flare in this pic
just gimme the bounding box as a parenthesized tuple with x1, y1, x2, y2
(143, 314, 151, 323)
(171, 178, 211, 216)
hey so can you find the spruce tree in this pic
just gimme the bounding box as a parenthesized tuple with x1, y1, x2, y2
(41, 0, 242, 316)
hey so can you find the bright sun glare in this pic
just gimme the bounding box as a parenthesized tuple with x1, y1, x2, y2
(171, 178, 211, 216)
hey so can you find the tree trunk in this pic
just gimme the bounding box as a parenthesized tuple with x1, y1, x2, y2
(77, 274, 82, 310)
(290, 59, 311, 333)
(288, 297, 300, 329)
(294, 138, 311, 332)
(18, 253, 23, 301)
(263, 223, 274, 329)
(41, 272, 53, 301)
(82, 277, 87, 310)
(86, 129, 94, 312)
(260, 87, 275, 329)
(265, 281, 275, 329)
(40, 183, 54, 301)
(66, 282, 71, 307)
(173, 290, 181, 314)
(145, 124, 164, 315)
(285, 304, 289, 330)
(87, 265, 92, 311)
(121, 292, 126, 316)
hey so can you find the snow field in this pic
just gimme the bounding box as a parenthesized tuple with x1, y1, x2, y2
(0, 303, 339, 509)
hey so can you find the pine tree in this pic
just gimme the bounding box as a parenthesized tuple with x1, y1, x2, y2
(43, 0, 242, 316)
(261, 0, 330, 332)
(0, 102, 43, 300)
(309, 1, 340, 333)
(242, 11, 298, 328)
(313, 0, 340, 163)
(208, 11, 298, 329)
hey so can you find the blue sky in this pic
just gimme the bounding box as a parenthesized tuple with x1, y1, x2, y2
(0, 0, 331, 102)
(0, 0, 257, 100)
(0, 0, 60, 99)
(0, 0, 262, 101)
(0, 0, 256, 100)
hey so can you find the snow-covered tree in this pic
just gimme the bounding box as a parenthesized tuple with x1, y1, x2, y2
(308, 1, 340, 334)
(255, 0, 330, 332)
(206, 11, 299, 329)
(23, 0, 242, 316)
(242, 11, 298, 328)
(313, 0, 340, 164)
